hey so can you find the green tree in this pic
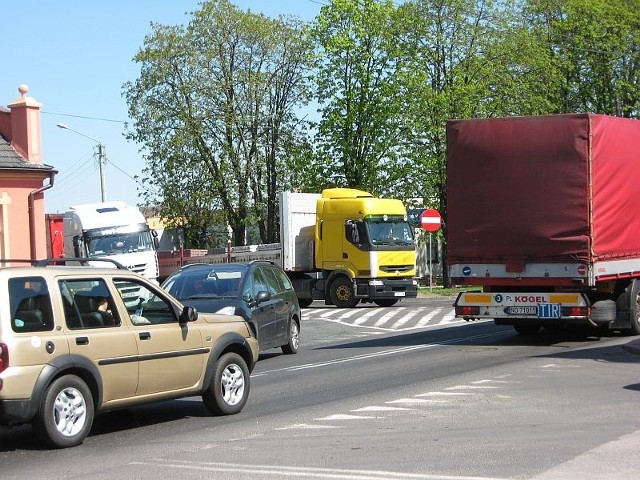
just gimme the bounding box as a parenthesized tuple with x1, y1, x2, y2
(123, 0, 312, 247)
(308, 0, 406, 194)
(395, 0, 521, 285)
(523, 0, 640, 117)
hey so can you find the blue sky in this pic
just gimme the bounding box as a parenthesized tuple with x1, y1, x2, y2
(2, 1, 323, 213)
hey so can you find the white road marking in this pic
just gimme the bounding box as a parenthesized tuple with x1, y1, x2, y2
(446, 385, 500, 390)
(414, 308, 443, 327)
(131, 460, 512, 480)
(305, 306, 470, 332)
(353, 406, 414, 412)
(472, 379, 513, 384)
(317, 414, 377, 421)
(388, 309, 421, 329)
(415, 392, 475, 397)
(386, 398, 447, 405)
(275, 423, 339, 430)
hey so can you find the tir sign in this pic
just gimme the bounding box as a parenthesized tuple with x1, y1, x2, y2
(420, 209, 442, 232)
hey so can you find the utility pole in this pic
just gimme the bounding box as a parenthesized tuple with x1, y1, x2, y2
(57, 123, 107, 202)
(97, 143, 106, 202)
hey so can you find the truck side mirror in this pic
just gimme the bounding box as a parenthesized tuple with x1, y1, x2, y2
(152, 229, 159, 249)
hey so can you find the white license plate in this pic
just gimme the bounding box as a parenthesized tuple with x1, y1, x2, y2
(394, 292, 406, 297)
(506, 306, 537, 315)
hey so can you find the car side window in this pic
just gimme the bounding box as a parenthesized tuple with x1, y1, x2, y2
(9, 276, 54, 332)
(114, 279, 177, 325)
(59, 279, 121, 330)
(273, 268, 293, 291)
(261, 267, 282, 295)
(252, 268, 270, 298)
(241, 272, 254, 302)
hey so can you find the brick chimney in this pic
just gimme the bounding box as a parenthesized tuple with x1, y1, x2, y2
(7, 84, 43, 164)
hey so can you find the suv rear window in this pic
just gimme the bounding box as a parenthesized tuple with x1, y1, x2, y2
(9, 276, 55, 332)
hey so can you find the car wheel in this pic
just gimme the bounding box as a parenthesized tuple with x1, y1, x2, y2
(330, 277, 359, 308)
(203, 352, 250, 415)
(374, 299, 399, 307)
(33, 375, 94, 449)
(282, 318, 300, 354)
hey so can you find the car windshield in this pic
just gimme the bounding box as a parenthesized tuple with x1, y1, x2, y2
(87, 231, 155, 256)
(164, 267, 245, 299)
(365, 217, 415, 246)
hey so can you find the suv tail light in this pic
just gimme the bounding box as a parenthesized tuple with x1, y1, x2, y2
(0, 343, 8, 374)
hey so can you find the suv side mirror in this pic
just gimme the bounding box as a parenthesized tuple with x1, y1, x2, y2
(256, 291, 271, 304)
(179, 305, 198, 323)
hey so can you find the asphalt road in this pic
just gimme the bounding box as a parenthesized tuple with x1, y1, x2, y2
(1, 299, 639, 479)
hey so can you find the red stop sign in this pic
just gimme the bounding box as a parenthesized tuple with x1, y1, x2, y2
(420, 209, 441, 232)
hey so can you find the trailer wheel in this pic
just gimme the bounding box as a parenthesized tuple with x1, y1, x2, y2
(617, 280, 640, 335)
(330, 277, 359, 308)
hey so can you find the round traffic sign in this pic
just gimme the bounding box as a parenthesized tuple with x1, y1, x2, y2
(420, 208, 442, 232)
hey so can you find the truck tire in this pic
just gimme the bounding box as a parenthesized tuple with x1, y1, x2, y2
(330, 277, 359, 308)
(203, 352, 250, 415)
(298, 298, 313, 308)
(33, 375, 95, 449)
(374, 299, 399, 307)
(281, 318, 300, 354)
(616, 280, 640, 335)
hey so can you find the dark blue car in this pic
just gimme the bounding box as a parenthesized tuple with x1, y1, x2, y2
(161, 261, 301, 354)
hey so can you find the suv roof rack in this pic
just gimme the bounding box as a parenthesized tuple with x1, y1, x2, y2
(33, 257, 128, 270)
(248, 260, 275, 266)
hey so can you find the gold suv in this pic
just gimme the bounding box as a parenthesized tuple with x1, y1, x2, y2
(0, 261, 259, 448)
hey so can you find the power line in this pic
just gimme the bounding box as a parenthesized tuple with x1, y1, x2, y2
(41, 110, 126, 124)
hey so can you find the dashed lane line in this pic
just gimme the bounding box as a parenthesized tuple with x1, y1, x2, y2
(130, 459, 511, 480)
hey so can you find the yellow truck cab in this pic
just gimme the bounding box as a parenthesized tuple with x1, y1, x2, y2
(314, 188, 417, 307)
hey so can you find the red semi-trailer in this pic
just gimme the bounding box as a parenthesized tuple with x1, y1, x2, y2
(448, 113, 640, 335)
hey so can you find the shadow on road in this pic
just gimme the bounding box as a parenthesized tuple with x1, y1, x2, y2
(312, 321, 640, 365)
(0, 399, 214, 452)
(315, 322, 608, 349)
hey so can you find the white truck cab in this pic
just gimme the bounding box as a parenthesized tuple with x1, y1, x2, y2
(64, 201, 159, 281)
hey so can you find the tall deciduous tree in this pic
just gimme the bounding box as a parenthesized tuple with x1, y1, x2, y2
(123, 0, 312, 247)
(523, 0, 640, 117)
(309, 0, 405, 193)
(395, 0, 517, 285)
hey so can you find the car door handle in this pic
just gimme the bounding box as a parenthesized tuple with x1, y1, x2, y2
(75, 337, 89, 345)
(139, 332, 151, 340)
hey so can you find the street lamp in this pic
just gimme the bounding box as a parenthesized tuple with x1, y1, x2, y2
(56, 123, 107, 202)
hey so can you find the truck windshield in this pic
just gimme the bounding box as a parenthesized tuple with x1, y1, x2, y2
(365, 216, 415, 246)
(86, 231, 155, 257)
